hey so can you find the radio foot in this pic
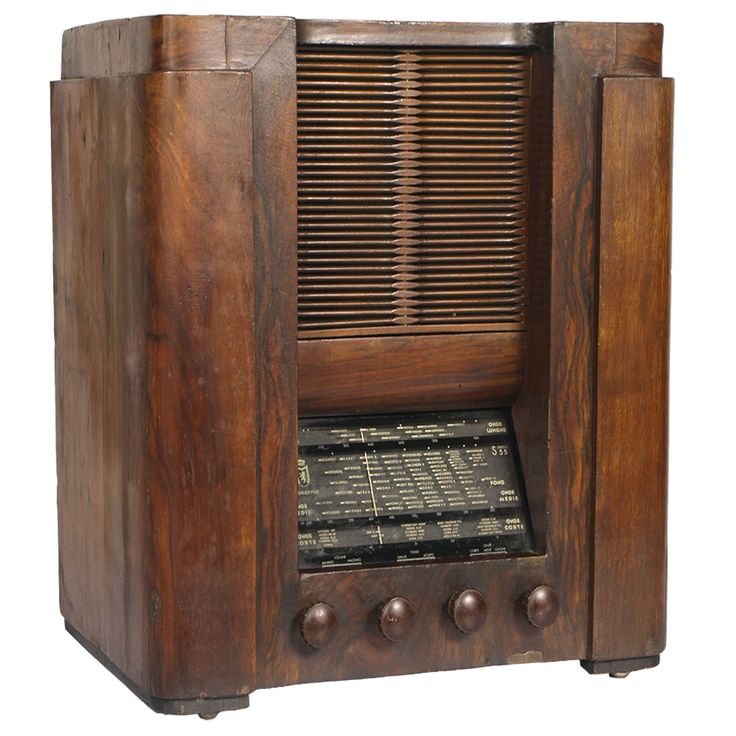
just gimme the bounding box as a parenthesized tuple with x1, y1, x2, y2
(580, 655, 660, 676)
(198, 712, 219, 720)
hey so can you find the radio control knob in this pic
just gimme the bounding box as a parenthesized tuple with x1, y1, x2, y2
(300, 602, 338, 648)
(448, 589, 487, 633)
(523, 584, 559, 629)
(378, 596, 415, 641)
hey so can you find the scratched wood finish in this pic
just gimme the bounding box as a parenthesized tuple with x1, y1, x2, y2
(52, 16, 671, 713)
(53, 75, 150, 692)
(141, 71, 258, 701)
(53, 68, 261, 706)
(590, 76, 672, 661)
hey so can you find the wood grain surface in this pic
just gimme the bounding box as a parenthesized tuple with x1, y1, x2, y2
(54, 70, 261, 702)
(141, 71, 258, 700)
(53, 74, 151, 691)
(61, 15, 292, 77)
(248, 19, 301, 690)
(590, 76, 672, 661)
(299, 332, 525, 416)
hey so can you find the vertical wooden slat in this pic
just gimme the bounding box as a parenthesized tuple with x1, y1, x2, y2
(591, 76, 673, 661)
(540, 24, 604, 662)
(246, 21, 300, 689)
(143, 71, 258, 699)
(511, 38, 553, 553)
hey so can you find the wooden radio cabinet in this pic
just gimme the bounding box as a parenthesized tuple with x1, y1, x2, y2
(51, 16, 672, 717)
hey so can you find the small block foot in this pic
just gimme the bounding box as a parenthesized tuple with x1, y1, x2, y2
(580, 655, 660, 676)
(198, 712, 219, 720)
(609, 671, 630, 679)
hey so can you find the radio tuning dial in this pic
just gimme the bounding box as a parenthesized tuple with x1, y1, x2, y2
(378, 596, 415, 641)
(448, 589, 487, 633)
(300, 602, 338, 648)
(523, 584, 560, 629)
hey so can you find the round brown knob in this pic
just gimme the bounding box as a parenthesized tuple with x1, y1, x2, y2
(378, 596, 415, 641)
(448, 589, 487, 633)
(300, 602, 338, 648)
(523, 584, 559, 629)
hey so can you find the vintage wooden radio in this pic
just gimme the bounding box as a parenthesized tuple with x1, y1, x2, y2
(51, 16, 672, 717)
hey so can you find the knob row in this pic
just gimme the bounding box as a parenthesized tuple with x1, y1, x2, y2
(300, 584, 559, 648)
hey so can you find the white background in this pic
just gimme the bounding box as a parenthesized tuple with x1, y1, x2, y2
(1, 1, 733, 733)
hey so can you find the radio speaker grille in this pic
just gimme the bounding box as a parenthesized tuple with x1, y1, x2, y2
(297, 45, 530, 338)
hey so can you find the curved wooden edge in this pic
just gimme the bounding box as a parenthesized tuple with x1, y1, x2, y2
(65, 622, 251, 715)
(61, 15, 294, 78)
(59, 17, 664, 79)
(141, 70, 261, 699)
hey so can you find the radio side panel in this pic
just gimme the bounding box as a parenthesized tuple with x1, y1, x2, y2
(588, 76, 673, 665)
(53, 74, 152, 694)
(53, 69, 262, 712)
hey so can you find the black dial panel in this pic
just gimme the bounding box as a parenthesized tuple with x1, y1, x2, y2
(297, 409, 534, 570)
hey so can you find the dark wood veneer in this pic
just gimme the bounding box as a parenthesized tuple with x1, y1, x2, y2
(299, 332, 525, 416)
(52, 16, 672, 715)
(591, 76, 672, 660)
(53, 69, 260, 700)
